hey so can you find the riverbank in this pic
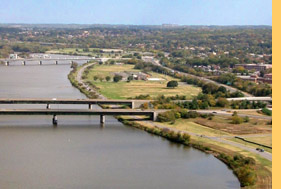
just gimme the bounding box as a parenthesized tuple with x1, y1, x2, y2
(117, 116, 272, 189)
(68, 63, 272, 189)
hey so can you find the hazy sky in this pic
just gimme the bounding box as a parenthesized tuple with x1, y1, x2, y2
(0, 0, 272, 25)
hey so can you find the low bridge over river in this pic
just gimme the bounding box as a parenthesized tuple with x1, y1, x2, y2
(0, 109, 157, 125)
(0, 98, 155, 125)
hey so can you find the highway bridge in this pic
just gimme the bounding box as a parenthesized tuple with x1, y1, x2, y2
(1, 58, 97, 66)
(0, 109, 157, 125)
(0, 98, 151, 109)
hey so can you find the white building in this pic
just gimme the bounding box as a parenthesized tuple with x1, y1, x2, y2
(9, 54, 18, 59)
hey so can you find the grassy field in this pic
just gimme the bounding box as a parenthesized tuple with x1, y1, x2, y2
(47, 48, 123, 58)
(193, 115, 272, 135)
(156, 119, 231, 137)
(85, 64, 201, 99)
(243, 135, 272, 147)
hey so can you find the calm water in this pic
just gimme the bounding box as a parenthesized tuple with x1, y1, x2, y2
(0, 55, 240, 189)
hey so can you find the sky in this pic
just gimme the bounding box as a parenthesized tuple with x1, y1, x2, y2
(0, 0, 272, 25)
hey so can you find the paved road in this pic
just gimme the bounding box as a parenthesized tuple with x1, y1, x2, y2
(76, 63, 106, 99)
(142, 57, 253, 97)
(143, 120, 272, 161)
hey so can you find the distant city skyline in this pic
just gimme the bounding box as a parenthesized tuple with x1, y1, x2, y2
(0, 0, 272, 25)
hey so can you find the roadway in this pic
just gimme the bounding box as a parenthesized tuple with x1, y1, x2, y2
(142, 56, 253, 97)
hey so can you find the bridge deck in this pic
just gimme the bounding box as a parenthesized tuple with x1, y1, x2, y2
(0, 109, 155, 116)
(0, 98, 137, 105)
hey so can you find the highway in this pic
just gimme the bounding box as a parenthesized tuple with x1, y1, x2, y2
(142, 56, 254, 97)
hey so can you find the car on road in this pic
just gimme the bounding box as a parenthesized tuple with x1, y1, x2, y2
(256, 148, 265, 152)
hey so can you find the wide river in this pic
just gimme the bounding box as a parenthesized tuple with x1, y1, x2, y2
(0, 55, 239, 189)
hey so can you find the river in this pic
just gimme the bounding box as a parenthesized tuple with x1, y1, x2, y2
(0, 55, 240, 189)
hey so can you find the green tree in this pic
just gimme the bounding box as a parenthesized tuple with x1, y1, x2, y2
(113, 75, 123, 82)
(106, 76, 111, 82)
(167, 80, 178, 88)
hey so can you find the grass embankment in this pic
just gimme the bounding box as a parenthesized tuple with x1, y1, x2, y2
(68, 63, 100, 99)
(118, 117, 272, 188)
(84, 64, 201, 99)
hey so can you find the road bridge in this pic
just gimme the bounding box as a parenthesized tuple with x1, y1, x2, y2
(2, 58, 97, 66)
(0, 109, 157, 125)
(0, 98, 151, 109)
(227, 97, 272, 102)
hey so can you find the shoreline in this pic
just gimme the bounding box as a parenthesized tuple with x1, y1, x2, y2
(68, 62, 272, 188)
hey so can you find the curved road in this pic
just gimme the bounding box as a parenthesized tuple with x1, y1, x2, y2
(143, 57, 253, 97)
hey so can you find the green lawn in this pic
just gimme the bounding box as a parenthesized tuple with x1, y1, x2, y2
(156, 119, 231, 137)
(47, 48, 122, 58)
(85, 64, 201, 99)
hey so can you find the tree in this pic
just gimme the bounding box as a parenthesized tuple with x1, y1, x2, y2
(167, 80, 178, 88)
(113, 75, 123, 82)
(93, 76, 98, 81)
(232, 115, 244, 124)
(99, 76, 104, 82)
(127, 75, 134, 82)
(216, 97, 229, 107)
(106, 76, 111, 82)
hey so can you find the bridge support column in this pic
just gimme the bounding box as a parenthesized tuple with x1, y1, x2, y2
(88, 104, 92, 109)
(5, 61, 9, 66)
(46, 104, 50, 109)
(152, 112, 158, 122)
(55, 61, 58, 65)
(52, 115, 58, 126)
(100, 115, 105, 124)
(39, 61, 42, 65)
(131, 101, 135, 109)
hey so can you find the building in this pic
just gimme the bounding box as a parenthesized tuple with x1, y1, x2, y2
(237, 74, 272, 84)
(258, 74, 272, 84)
(234, 63, 272, 71)
(9, 54, 18, 59)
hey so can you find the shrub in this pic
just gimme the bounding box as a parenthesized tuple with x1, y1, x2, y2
(261, 108, 272, 116)
(244, 116, 249, 122)
(216, 97, 229, 107)
(157, 111, 176, 122)
(167, 80, 178, 88)
(232, 115, 244, 124)
(113, 75, 123, 82)
(106, 76, 111, 81)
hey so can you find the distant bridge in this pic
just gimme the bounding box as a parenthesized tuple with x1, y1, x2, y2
(1, 57, 98, 66)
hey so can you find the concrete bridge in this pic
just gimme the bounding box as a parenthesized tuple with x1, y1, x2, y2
(2, 59, 94, 66)
(0, 98, 151, 109)
(1, 57, 100, 66)
(0, 109, 157, 125)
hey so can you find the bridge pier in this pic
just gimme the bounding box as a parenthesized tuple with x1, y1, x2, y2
(46, 104, 50, 109)
(152, 112, 158, 121)
(88, 104, 92, 109)
(100, 115, 105, 124)
(52, 115, 58, 125)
